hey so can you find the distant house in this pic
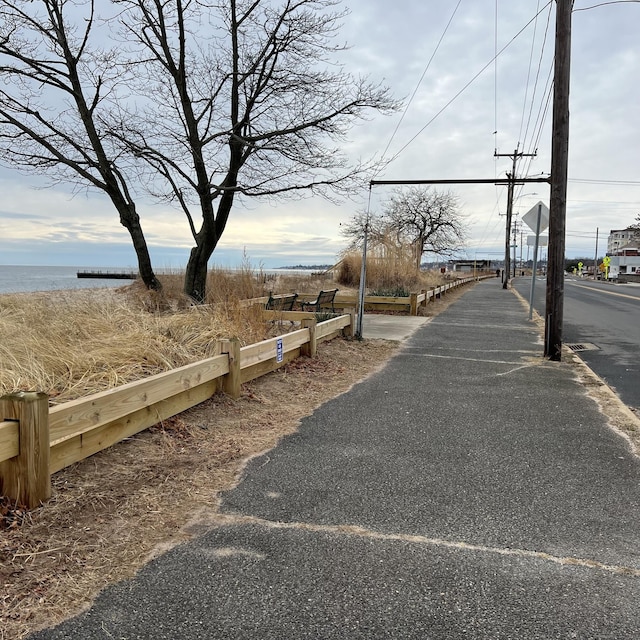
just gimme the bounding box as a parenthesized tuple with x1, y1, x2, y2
(607, 236, 640, 282)
(607, 227, 639, 254)
(605, 225, 640, 281)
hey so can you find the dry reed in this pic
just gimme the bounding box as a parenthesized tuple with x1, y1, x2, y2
(336, 251, 445, 292)
(0, 267, 326, 405)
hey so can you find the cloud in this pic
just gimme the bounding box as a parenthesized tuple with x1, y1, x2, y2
(1, 0, 639, 268)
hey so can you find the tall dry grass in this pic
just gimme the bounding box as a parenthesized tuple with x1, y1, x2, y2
(0, 267, 278, 406)
(0, 261, 350, 406)
(0, 258, 435, 407)
(336, 251, 445, 293)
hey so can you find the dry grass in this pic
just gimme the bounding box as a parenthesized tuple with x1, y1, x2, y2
(0, 287, 259, 404)
(0, 268, 343, 405)
(336, 251, 446, 293)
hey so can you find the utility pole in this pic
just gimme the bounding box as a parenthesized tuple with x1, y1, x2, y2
(593, 227, 599, 279)
(495, 149, 537, 289)
(512, 220, 519, 278)
(544, 0, 573, 361)
(519, 226, 524, 272)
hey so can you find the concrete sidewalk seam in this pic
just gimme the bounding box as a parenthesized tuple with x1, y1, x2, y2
(207, 513, 640, 578)
(402, 353, 530, 365)
(414, 347, 541, 354)
(428, 321, 536, 330)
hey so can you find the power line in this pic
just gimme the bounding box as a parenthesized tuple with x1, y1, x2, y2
(378, 0, 464, 166)
(520, 4, 554, 156)
(386, 2, 554, 166)
(569, 178, 640, 185)
(517, 0, 543, 146)
(574, 1, 640, 11)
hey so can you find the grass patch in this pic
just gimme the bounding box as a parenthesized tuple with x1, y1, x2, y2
(336, 251, 445, 293)
(0, 267, 339, 405)
(369, 287, 411, 297)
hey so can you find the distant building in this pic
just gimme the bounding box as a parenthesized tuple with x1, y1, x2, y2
(607, 252, 640, 281)
(606, 224, 640, 281)
(447, 259, 492, 273)
(607, 227, 639, 254)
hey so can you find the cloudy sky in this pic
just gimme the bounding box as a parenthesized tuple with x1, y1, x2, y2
(1, 0, 638, 269)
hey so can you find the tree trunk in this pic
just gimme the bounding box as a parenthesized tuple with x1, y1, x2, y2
(104, 185, 161, 291)
(184, 242, 212, 303)
(121, 215, 162, 291)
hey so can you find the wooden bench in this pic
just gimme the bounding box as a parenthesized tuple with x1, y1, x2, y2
(265, 292, 299, 311)
(301, 289, 338, 313)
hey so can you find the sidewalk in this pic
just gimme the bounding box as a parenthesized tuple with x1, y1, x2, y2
(31, 279, 640, 639)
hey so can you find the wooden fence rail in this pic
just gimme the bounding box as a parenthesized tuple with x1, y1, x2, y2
(1, 275, 486, 508)
(245, 275, 492, 315)
(0, 314, 352, 508)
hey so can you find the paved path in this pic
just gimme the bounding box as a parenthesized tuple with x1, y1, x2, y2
(31, 279, 640, 639)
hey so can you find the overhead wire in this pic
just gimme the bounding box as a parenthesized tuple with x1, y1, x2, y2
(377, 0, 464, 170)
(517, 0, 543, 147)
(385, 1, 554, 168)
(574, 1, 640, 10)
(514, 2, 554, 199)
(520, 3, 553, 158)
(569, 178, 640, 185)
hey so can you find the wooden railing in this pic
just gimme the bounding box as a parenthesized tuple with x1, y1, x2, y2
(246, 275, 492, 316)
(0, 314, 351, 508)
(1, 275, 487, 508)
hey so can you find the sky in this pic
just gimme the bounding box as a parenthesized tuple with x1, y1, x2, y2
(1, 0, 639, 269)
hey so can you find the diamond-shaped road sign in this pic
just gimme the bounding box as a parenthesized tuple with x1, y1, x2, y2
(522, 201, 550, 233)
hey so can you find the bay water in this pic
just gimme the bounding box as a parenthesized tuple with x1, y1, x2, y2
(0, 265, 136, 294)
(0, 265, 314, 294)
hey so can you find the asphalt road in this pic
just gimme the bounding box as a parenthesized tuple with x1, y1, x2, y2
(513, 276, 640, 412)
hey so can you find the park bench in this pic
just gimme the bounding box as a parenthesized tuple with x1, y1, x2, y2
(265, 292, 299, 311)
(300, 288, 338, 313)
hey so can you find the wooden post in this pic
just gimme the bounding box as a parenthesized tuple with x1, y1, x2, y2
(342, 308, 356, 338)
(0, 392, 51, 508)
(420, 289, 427, 309)
(544, 0, 572, 361)
(409, 292, 418, 316)
(219, 339, 241, 399)
(301, 318, 317, 357)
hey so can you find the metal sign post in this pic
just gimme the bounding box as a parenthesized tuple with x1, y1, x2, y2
(523, 201, 550, 320)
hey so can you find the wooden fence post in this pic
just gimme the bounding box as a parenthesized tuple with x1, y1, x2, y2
(343, 308, 356, 338)
(301, 318, 317, 357)
(410, 292, 419, 316)
(0, 392, 51, 508)
(219, 339, 242, 399)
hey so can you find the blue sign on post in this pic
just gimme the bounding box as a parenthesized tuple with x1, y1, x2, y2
(276, 338, 284, 363)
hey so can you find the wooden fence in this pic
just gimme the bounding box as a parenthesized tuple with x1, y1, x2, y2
(0, 314, 351, 508)
(0, 275, 488, 508)
(248, 275, 492, 315)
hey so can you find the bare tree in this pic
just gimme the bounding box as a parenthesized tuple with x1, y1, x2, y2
(110, 0, 397, 302)
(384, 187, 466, 269)
(0, 0, 161, 290)
(342, 187, 466, 270)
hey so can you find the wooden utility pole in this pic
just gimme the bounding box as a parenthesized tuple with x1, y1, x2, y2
(495, 150, 537, 289)
(544, 0, 573, 361)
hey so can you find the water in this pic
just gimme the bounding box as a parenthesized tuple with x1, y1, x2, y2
(0, 265, 317, 294)
(0, 265, 139, 294)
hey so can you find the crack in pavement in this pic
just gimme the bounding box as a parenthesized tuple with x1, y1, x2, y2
(203, 513, 640, 578)
(403, 353, 528, 365)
